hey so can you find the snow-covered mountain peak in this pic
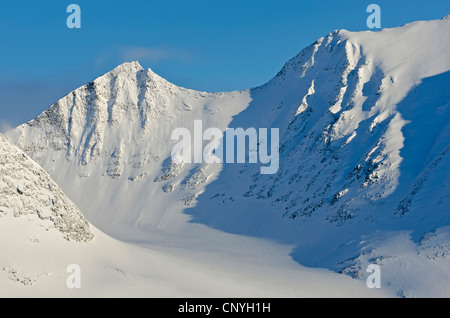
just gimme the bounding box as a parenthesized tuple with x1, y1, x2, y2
(273, 16, 450, 88)
(110, 60, 143, 73)
(95, 60, 171, 89)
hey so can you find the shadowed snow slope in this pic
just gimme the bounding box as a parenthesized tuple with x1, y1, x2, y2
(6, 16, 450, 297)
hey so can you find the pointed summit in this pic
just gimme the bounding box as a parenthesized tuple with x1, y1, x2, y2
(107, 61, 144, 76)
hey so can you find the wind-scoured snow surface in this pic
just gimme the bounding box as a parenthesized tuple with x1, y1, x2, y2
(6, 16, 450, 297)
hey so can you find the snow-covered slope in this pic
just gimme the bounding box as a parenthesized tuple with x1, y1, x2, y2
(6, 16, 450, 297)
(1, 133, 390, 297)
(0, 133, 93, 242)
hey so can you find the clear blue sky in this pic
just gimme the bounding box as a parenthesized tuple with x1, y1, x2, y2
(0, 0, 449, 131)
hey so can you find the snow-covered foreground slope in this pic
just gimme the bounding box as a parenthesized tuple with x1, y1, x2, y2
(6, 16, 450, 297)
(0, 134, 392, 297)
(2, 215, 394, 298)
(0, 134, 93, 242)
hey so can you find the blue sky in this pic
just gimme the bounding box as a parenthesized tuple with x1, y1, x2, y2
(0, 0, 449, 131)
